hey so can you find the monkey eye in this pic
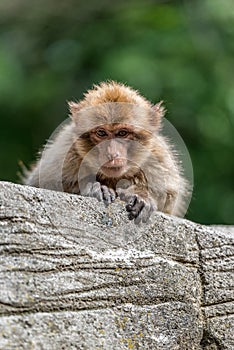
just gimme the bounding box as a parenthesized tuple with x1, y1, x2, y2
(116, 129, 129, 137)
(96, 129, 108, 137)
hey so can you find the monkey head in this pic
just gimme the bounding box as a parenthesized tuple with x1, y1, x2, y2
(70, 102, 164, 179)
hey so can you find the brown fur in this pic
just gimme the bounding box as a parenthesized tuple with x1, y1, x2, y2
(24, 81, 189, 217)
(69, 81, 151, 112)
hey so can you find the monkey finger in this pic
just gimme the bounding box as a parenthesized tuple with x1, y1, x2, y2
(134, 215, 142, 225)
(127, 204, 144, 220)
(133, 204, 147, 224)
(101, 186, 116, 205)
(109, 188, 116, 202)
(101, 185, 111, 204)
(132, 198, 145, 214)
(135, 200, 156, 224)
(125, 195, 138, 211)
(134, 206, 149, 224)
(82, 182, 93, 196)
(91, 182, 103, 202)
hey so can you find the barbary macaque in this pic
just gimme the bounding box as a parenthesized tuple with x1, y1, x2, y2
(24, 81, 189, 223)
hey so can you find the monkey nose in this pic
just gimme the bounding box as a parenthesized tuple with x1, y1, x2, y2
(107, 153, 119, 160)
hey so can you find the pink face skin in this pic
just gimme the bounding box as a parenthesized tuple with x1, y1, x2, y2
(90, 125, 131, 177)
(100, 154, 128, 177)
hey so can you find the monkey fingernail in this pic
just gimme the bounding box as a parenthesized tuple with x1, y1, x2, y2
(125, 204, 133, 211)
(126, 204, 133, 211)
(128, 212, 135, 220)
(130, 196, 137, 204)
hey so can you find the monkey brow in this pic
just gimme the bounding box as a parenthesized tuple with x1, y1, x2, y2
(111, 124, 135, 133)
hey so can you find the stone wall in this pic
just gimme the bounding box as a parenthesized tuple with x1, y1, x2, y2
(0, 181, 233, 349)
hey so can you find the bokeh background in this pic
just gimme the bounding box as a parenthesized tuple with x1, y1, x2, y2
(0, 0, 233, 224)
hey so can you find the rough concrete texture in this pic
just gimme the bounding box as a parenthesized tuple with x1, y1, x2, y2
(0, 181, 233, 350)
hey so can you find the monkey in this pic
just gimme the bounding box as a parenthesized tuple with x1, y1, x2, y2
(23, 81, 189, 223)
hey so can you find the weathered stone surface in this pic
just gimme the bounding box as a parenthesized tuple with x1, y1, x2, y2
(0, 181, 233, 349)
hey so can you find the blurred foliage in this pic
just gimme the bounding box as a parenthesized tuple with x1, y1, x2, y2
(0, 0, 233, 224)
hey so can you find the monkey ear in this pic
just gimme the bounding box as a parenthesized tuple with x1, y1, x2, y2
(68, 101, 80, 119)
(150, 101, 165, 128)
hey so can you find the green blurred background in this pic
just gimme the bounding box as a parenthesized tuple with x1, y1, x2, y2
(0, 0, 233, 224)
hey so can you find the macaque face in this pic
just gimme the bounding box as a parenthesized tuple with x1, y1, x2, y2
(89, 124, 132, 177)
(76, 104, 154, 179)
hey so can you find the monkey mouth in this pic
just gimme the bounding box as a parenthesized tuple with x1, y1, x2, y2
(101, 159, 127, 176)
(102, 165, 124, 171)
(102, 159, 127, 169)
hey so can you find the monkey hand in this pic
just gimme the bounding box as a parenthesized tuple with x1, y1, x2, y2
(82, 182, 116, 205)
(117, 189, 156, 224)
